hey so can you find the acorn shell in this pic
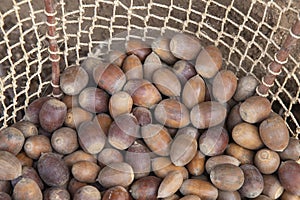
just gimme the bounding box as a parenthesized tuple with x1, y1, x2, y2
(12, 121, 38, 138)
(102, 186, 131, 200)
(24, 135, 52, 160)
(107, 50, 127, 67)
(157, 171, 183, 198)
(254, 148, 280, 174)
(143, 52, 163, 81)
(132, 107, 152, 126)
(233, 75, 258, 102)
(205, 155, 241, 174)
(186, 151, 205, 176)
(130, 176, 161, 200)
(93, 113, 112, 135)
(12, 178, 42, 200)
(0, 127, 24, 155)
(16, 151, 33, 167)
(78, 87, 109, 113)
(0, 192, 11, 200)
(217, 190, 241, 200)
(0, 151, 22, 180)
(182, 75, 206, 109)
(212, 70, 237, 103)
(71, 161, 101, 183)
(51, 127, 78, 155)
(180, 179, 218, 200)
(172, 60, 197, 85)
(278, 160, 300, 196)
(151, 36, 177, 65)
(73, 185, 101, 200)
(23, 96, 51, 124)
(109, 91, 133, 118)
(63, 150, 97, 168)
(225, 143, 254, 165)
(122, 54, 143, 80)
(262, 174, 284, 199)
(226, 103, 243, 132)
(43, 187, 71, 200)
(125, 39, 152, 62)
(64, 107, 93, 129)
(279, 137, 300, 161)
(97, 148, 124, 167)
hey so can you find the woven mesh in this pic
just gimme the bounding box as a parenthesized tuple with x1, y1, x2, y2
(0, 0, 299, 137)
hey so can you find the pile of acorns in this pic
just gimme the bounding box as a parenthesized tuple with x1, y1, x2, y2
(0, 33, 299, 200)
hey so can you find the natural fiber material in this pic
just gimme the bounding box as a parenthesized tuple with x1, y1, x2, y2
(0, 0, 299, 137)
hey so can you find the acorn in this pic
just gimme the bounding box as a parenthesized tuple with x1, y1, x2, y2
(170, 33, 201, 60)
(182, 75, 206, 109)
(233, 75, 258, 102)
(78, 87, 109, 113)
(130, 176, 161, 200)
(212, 70, 237, 103)
(24, 96, 51, 124)
(16, 151, 33, 167)
(151, 36, 177, 65)
(199, 126, 229, 156)
(152, 67, 182, 97)
(217, 190, 241, 200)
(190, 101, 227, 129)
(97, 148, 124, 167)
(14, 166, 44, 190)
(179, 195, 201, 200)
(43, 187, 71, 200)
(132, 106, 152, 126)
(210, 164, 244, 191)
(0, 192, 11, 200)
(259, 115, 289, 152)
(157, 171, 183, 198)
(102, 186, 131, 200)
(164, 194, 180, 200)
(12, 178, 42, 200)
(73, 185, 101, 200)
(252, 195, 272, 200)
(278, 160, 300, 196)
(67, 178, 87, 197)
(280, 190, 300, 200)
(170, 134, 197, 166)
(0, 127, 25, 155)
(60, 65, 89, 95)
(125, 39, 152, 62)
(0, 151, 22, 180)
(51, 127, 78, 155)
(239, 96, 271, 124)
(232, 122, 264, 150)
(108, 113, 139, 150)
(172, 60, 197, 84)
(93, 62, 126, 94)
(122, 54, 143, 80)
(63, 150, 97, 168)
(175, 126, 199, 140)
(279, 137, 300, 160)
(123, 79, 162, 108)
(0, 180, 11, 194)
(12, 121, 38, 138)
(78, 121, 106, 154)
(62, 95, 79, 109)
(125, 141, 151, 179)
(225, 143, 254, 164)
(143, 52, 163, 81)
(226, 103, 243, 132)
(262, 174, 284, 199)
(180, 179, 218, 200)
(205, 155, 241, 174)
(71, 161, 101, 183)
(154, 99, 190, 129)
(93, 113, 112, 135)
(37, 152, 70, 187)
(24, 135, 52, 159)
(97, 162, 134, 188)
(151, 157, 189, 180)
(81, 56, 103, 77)
(239, 164, 264, 198)
(109, 91, 133, 118)
(108, 50, 127, 67)
(141, 124, 172, 156)
(254, 148, 280, 174)
(186, 151, 205, 176)
(64, 107, 94, 129)
(39, 98, 67, 132)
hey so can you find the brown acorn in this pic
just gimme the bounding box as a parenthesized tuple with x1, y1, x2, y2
(12, 121, 38, 138)
(93, 113, 112, 135)
(71, 161, 101, 183)
(205, 155, 241, 174)
(190, 101, 227, 129)
(172, 60, 197, 84)
(232, 122, 264, 150)
(122, 54, 143, 80)
(175, 126, 199, 140)
(226, 103, 243, 132)
(123, 79, 162, 108)
(108, 50, 127, 67)
(141, 124, 172, 156)
(15, 166, 44, 190)
(217, 190, 241, 200)
(239, 164, 264, 198)
(0, 192, 11, 200)
(126, 39, 152, 62)
(81, 56, 103, 78)
(233, 75, 258, 102)
(73, 185, 101, 200)
(164, 194, 180, 200)
(254, 148, 280, 174)
(187, 151, 205, 176)
(179, 195, 200, 200)
(0, 151, 22, 180)
(182, 75, 206, 109)
(278, 160, 300, 196)
(195, 45, 222, 79)
(62, 95, 79, 109)
(151, 36, 177, 65)
(132, 107, 152, 126)
(130, 176, 161, 200)
(16, 152, 33, 167)
(153, 67, 182, 97)
(199, 126, 229, 156)
(0, 180, 11, 194)
(239, 96, 271, 124)
(259, 115, 289, 152)
(279, 137, 300, 160)
(93, 62, 126, 94)
(180, 179, 218, 200)
(212, 70, 237, 103)
(78, 121, 106, 154)
(143, 52, 163, 82)
(60, 65, 89, 95)
(39, 98, 67, 132)
(12, 178, 42, 200)
(51, 127, 78, 155)
(97, 148, 124, 167)
(63, 150, 97, 168)
(158, 171, 183, 198)
(24, 135, 52, 159)
(37, 152, 70, 187)
(0, 127, 24, 155)
(281, 190, 300, 200)
(262, 174, 284, 199)
(170, 33, 201, 60)
(109, 91, 133, 118)
(210, 164, 244, 191)
(43, 187, 71, 200)
(252, 195, 272, 200)
(24, 96, 51, 124)
(108, 113, 139, 150)
(154, 99, 190, 128)
(225, 143, 255, 165)
(67, 178, 87, 197)
(97, 162, 134, 188)
(102, 186, 131, 200)
(64, 107, 94, 129)
(78, 87, 109, 113)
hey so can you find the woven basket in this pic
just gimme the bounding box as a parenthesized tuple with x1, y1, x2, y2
(0, 0, 299, 138)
